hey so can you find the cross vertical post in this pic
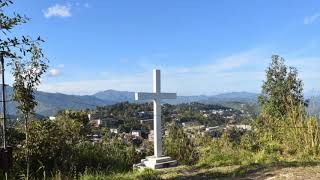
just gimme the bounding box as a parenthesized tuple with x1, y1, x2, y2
(153, 69, 162, 157)
(135, 69, 177, 159)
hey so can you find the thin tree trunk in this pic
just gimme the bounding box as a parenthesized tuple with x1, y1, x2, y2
(25, 113, 29, 180)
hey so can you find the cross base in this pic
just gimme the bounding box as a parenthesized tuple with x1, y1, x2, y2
(133, 156, 177, 169)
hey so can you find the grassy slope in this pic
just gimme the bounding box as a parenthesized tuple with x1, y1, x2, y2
(80, 161, 320, 180)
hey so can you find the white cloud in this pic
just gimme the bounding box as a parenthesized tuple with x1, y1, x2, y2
(194, 49, 262, 73)
(304, 13, 320, 25)
(138, 49, 265, 77)
(40, 49, 267, 95)
(39, 73, 150, 95)
(38, 48, 320, 96)
(44, 4, 72, 18)
(48, 69, 60, 77)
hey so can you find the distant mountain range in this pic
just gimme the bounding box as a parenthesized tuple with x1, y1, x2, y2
(93, 90, 210, 104)
(1, 87, 319, 117)
(93, 90, 259, 104)
(94, 90, 135, 103)
(205, 92, 259, 104)
(1, 86, 114, 117)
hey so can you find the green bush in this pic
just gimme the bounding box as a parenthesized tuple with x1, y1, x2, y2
(163, 124, 199, 165)
(11, 117, 142, 179)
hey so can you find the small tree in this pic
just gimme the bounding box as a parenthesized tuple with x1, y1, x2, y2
(258, 55, 304, 119)
(0, 1, 48, 178)
(10, 44, 48, 179)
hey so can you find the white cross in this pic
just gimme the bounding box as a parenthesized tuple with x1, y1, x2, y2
(135, 69, 177, 158)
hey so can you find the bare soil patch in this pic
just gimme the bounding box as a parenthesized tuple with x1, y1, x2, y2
(160, 162, 320, 180)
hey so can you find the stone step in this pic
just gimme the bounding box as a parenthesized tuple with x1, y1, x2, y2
(146, 156, 172, 163)
(144, 159, 177, 169)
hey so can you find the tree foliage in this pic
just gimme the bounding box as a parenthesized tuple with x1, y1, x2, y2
(10, 45, 48, 115)
(0, 1, 48, 179)
(259, 55, 304, 119)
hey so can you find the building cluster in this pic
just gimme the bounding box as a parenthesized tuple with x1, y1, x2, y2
(86, 109, 251, 146)
(200, 108, 240, 119)
(88, 112, 118, 127)
(181, 122, 252, 139)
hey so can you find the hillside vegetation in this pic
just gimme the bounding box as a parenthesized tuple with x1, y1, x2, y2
(1, 1, 320, 179)
(79, 56, 320, 179)
(3, 55, 320, 180)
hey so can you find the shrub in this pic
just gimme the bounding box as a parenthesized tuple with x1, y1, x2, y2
(163, 124, 199, 165)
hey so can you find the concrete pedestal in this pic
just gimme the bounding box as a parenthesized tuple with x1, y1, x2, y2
(134, 156, 177, 169)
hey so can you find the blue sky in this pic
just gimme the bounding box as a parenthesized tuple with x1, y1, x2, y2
(5, 0, 320, 95)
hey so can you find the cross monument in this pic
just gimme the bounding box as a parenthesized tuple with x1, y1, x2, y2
(135, 69, 177, 169)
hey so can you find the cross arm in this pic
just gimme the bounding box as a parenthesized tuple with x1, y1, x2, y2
(135, 92, 177, 101)
(135, 92, 156, 101)
(160, 93, 177, 99)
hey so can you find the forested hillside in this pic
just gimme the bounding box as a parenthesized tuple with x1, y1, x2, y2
(0, 86, 114, 116)
(1, 86, 260, 116)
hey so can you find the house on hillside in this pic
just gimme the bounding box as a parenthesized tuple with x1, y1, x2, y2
(110, 128, 119, 134)
(88, 113, 102, 127)
(227, 124, 252, 131)
(212, 109, 224, 115)
(204, 126, 223, 138)
(88, 113, 118, 127)
(132, 130, 142, 137)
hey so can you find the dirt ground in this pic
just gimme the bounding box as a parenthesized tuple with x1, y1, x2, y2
(244, 165, 320, 180)
(160, 162, 320, 180)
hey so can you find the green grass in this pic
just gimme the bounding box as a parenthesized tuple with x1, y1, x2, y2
(80, 169, 161, 180)
(78, 160, 320, 180)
